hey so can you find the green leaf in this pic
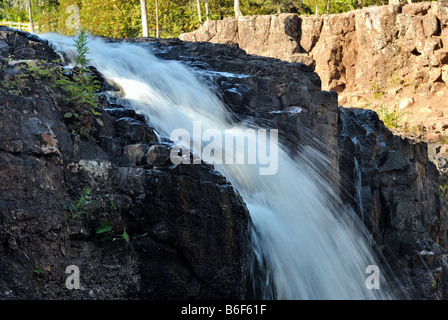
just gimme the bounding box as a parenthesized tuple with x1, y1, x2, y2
(64, 112, 73, 118)
(122, 227, 129, 243)
(91, 109, 102, 116)
(95, 118, 104, 126)
(96, 221, 113, 234)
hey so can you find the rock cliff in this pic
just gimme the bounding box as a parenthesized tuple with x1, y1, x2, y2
(0, 28, 252, 299)
(1, 14, 448, 300)
(179, 5, 448, 298)
(180, 1, 448, 142)
(339, 106, 448, 299)
(172, 35, 448, 299)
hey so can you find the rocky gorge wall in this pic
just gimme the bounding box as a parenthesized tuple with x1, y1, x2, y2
(180, 1, 448, 93)
(180, 1, 448, 142)
(0, 19, 448, 300)
(180, 1, 448, 299)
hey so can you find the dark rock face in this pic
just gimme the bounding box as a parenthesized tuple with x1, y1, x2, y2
(0, 27, 58, 61)
(339, 106, 448, 299)
(0, 27, 252, 299)
(127, 164, 252, 299)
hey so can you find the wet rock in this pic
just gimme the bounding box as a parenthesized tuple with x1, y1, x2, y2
(115, 117, 158, 145)
(339, 106, 447, 299)
(0, 26, 58, 61)
(145, 144, 172, 168)
(122, 144, 148, 167)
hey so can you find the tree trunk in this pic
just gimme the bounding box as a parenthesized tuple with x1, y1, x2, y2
(326, 0, 330, 14)
(234, 0, 243, 18)
(197, 0, 202, 25)
(27, 0, 34, 34)
(205, 0, 209, 22)
(140, 0, 148, 37)
(156, 0, 159, 37)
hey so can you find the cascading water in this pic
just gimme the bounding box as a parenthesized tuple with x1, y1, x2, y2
(41, 33, 392, 300)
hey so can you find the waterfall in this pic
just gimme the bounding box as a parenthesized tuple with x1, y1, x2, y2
(353, 156, 365, 224)
(40, 33, 392, 300)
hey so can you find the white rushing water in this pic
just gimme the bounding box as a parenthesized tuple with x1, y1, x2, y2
(41, 33, 391, 300)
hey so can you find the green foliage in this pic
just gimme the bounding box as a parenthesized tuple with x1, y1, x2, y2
(65, 186, 95, 218)
(377, 104, 406, 129)
(440, 174, 448, 203)
(34, 267, 42, 275)
(24, 0, 313, 38)
(0, 0, 59, 23)
(95, 221, 130, 246)
(57, 69, 103, 137)
(96, 220, 114, 234)
(27, 60, 59, 81)
(3, 0, 441, 38)
(74, 28, 90, 69)
(2, 74, 27, 95)
(109, 200, 117, 211)
(55, 30, 103, 138)
(0, 31, 102, 139)
(39, 0, 141, 37)
(387, 73, 402, 88)
(0, 58, 59, 94)
(438, 135, 448, 145)
(243, 0, 312, 14)
(122, 227, 130, 243)
(28, 40, 102, 139)
(370, 80, 384, 99)
(33, 266, 43, 278)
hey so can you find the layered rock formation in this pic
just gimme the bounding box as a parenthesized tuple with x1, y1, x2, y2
(180, 1, 447, 93)
(0, 28, 252, 299)
(339, 107, 448, 299)
(180, 1, 448, 141)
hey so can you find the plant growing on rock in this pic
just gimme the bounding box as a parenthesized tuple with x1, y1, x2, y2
(377, 104, 407, 130)
(58, 29, 104, 138)
(33, 266, 43, 276)
(65, 186, 96, 218)
(96, 220, 114, 235)
(96, 221, 132, 251)
(370, 80, 384, 99)
(387, 73, 402, 88)
(0, 30, 103, 139)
